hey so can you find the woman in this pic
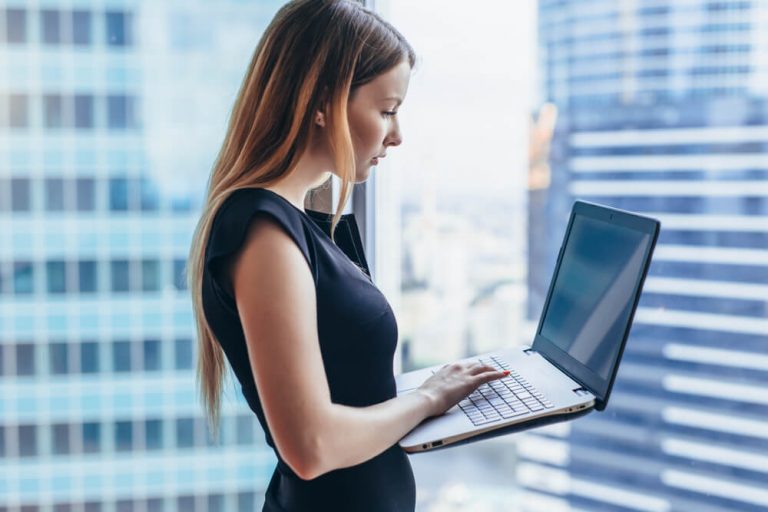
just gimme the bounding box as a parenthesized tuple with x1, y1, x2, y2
(188, 1, 509, 510)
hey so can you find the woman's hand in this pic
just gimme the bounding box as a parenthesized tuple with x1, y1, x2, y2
(416, 361, 509, 418)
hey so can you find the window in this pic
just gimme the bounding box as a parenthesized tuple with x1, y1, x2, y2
(52, 423, 71, 455)
(172, 259, 187, 291)
(174, 338, 192, 370)
(175, 418, 194, 448)
(110, 260, 130, 292)
(44, 178, 65, 211)
(236, 415, 254, 446)
(74, 95, 94, 129)
(0, 425, 5, 457)
(13, 261, 34, 294)
(0, 344, 4, 377)
(112, 340, 131, 372)
(109, 178, 130, 211)
(72, 11, 92, 45)
(142, 339, 160, 371)
(11, 178, 31, 211)
(6, 8, 27, 43)
(140, 178, 159, 211)
(105, 11, 132, 47)
(207, 495, 224, 512)
(44, 95, 64, 129)
(115, 420, 133, 451)
(80, 342, 99, 374)
(115, 500, 133, 512)
(8, 94, 29, 128)
(54, 505, 72, 512)
(175, 497, 195, 512)
(141, 259, 160, 292)
(237, 492, 256, 512)
(84, 503, 101, 512)
(82, 422, 100, 453)
(78, 261, 97, 293)
(46, 260, 67, 294)
(75, 178, 96, 211)
(16, 343, 35, 376)
(50, 342, 69, 374)
(107, 95, 137, 129)
(145, 419, 162, 450)
(19, 424, 38, 457)
(146, 498, 163, 512)
(41, 9, 62, 45)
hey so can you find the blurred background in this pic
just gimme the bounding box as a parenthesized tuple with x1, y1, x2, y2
(1, 0, 766, 511)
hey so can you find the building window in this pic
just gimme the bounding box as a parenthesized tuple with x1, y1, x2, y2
(175, 497, 195, 512)
(174, 338, 192, 370)
(13, 261, 34, 295)
(18, 424, 38, 457)
(173, 259, 187, 291)
(142, 339, 160, 371)
(112, 340, 131, 372)
(54, 504, 73, 512)
(72, 10, 92, 46)
(8, 94, 29, 128)
(82, 422, 100, 453)
(141, 259, 160, 292)
(45, 178, 65, 211)
(0, 344, 5, 377)
(107, 95, 137, 129)
(105, 11, 132, 46)
(115, 500, 134, 512)
(46, 260, 67, 294)
(109, 178, 130, 211)
(110, 260, 130, 292)
(76, 177, 96, 211)
(74, 94, 95, 129)
(41, 9, 62, 45)
(80, 342, 99, 374)
(115, 420, 133, 452)
(44, 94, 64, 129)
(237, 492, 256, 512)
(146, 498, 163, 512)
(0, 425, 5, 457)
(145, 419, 162, 451)
(50, 342, 69, 375)
(84, 502, 102, 512)
(175, 417, 194, 448)
(140, 178, 159, 211)
(207, 495, 224, 512)
(16, 343, 36, 376)
(6, 8, 27, 44)
(52, 423, 71, 455)
(11, 178, 31, 211)
(78, 261, 98, 293)
(236, 415, 254, 445)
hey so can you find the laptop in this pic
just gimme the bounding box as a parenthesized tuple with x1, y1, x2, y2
(395, 200, 660, 452)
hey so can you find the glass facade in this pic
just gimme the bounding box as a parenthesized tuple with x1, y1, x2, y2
(524, 1, 768, 511)
(1, 1, 284, 510)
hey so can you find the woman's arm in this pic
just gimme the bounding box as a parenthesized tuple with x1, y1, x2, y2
(231, 216, 435, 480)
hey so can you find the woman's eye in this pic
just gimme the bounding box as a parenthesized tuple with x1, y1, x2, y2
(382, 111, 397, 118)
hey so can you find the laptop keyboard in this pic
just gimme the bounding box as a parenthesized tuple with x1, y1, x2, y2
(457, 355, 555, 426)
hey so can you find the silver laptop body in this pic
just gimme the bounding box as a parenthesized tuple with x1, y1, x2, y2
(396, 201, 660, 453)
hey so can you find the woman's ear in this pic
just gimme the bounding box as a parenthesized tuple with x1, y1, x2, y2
(315, 111, 326, 127)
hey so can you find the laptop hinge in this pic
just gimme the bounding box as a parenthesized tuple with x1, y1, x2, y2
(523, 348, 537, 356)
(572, 387, 591, 397)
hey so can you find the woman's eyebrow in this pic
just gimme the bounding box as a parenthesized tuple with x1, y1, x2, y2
(381, 96, 403, 106)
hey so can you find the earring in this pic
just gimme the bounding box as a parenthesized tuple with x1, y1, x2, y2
(315, 113, 325, 127)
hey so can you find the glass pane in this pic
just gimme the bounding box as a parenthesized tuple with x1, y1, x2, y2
(142, 339, 160, 371)
(146, 498, 163, 512)
(145, 419, 162, 451)
(46, 260, 67, 294)
(175, 418, 194, 448)
(235, 415, 253, 446)
(54, 504, 72, 512)
(115, 499, 133, 512)
(175, 497, 194, 512)
(105, 11, 131, 47)
(41, 9, 61, 45)
(110, 260, 130, 292)
(207, 494, 224, 512)
(80, 342, 99, 374)
(0, 345, 4, 376)
(84, 503, 102, 512)
(109, 178, 129, 211)
(75, 178, 96, 211)
(78, 261, 97, 293)
(72, 11, 91, 46)
(115, 421, 133, 452)
(172, 259, 187, 291)
(236, 492, 255, 512)
(43, 95, 64, 129)
(16, 343, 35, 376)
(50, 342, 69, 375)
(74, 95, 94, 129)
(6, 8, 27, 43)
(44, 178, 65, 211)
(19, 424, 37, 456)
(107, 95, 136, 129)
(13, 261, 34, 294)
(174, 338, 192, 370)
(52, 423, 70, 455)
(0, 425, 5, 457)
(11, 178, 31, 211)
(141, 259, 160, 292)
(140, 178, 159, 211)
(82, 422, 100, 453)
(112, 340, 131, 372)
(9, 94, 29, 128)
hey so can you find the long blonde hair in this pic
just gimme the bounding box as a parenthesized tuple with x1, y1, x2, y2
(188, 0, 415, 440)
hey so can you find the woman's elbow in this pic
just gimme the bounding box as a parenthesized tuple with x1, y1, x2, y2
(281, 433, 328, 481)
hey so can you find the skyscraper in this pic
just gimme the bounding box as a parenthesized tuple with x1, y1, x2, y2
(523, 1, 768, 511)
(0, 2, 283, 510)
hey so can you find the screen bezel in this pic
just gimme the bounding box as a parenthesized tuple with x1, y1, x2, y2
(532, 200, 660, 411)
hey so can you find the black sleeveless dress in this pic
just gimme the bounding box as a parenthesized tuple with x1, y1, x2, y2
(201, 187, 416, 511)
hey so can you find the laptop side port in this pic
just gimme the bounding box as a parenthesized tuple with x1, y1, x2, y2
(431, 440, 444, 447)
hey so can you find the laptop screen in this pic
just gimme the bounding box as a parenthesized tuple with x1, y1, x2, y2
(533, 202, 659, 408)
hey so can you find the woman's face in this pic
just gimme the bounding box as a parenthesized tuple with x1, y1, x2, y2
(346, 60, 411, 183)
